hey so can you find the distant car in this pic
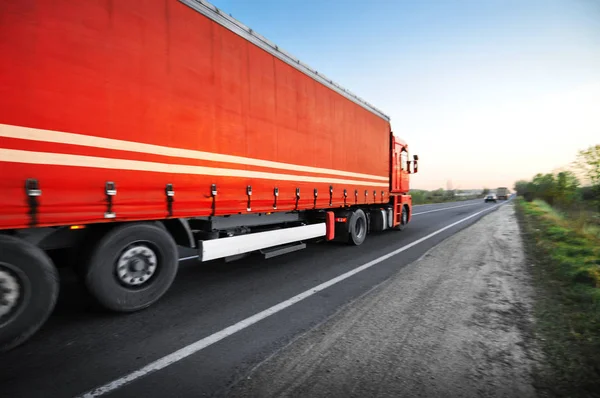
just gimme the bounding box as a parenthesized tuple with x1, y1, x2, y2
(484, 194, 497, 203)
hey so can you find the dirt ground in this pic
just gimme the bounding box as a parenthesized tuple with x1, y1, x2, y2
(228, 204, 542, 398)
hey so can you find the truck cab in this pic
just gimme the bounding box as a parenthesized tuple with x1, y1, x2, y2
(391, 134, 418, 194)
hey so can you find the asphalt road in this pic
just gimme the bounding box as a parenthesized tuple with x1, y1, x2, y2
(0, 198, 511, 398)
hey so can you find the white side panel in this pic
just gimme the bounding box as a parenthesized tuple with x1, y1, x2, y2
(199, 224, 326, 262)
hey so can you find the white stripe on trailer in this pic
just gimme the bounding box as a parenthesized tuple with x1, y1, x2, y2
(199, 223, 326, 262)
(0, 123, 389, 183)
(0, 148, 388, 187)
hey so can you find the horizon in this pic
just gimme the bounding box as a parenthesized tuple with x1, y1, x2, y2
(209, 0, 600, 190)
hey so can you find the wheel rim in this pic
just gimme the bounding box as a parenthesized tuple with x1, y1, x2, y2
(0, 263, 25, 325)
(355, 216, 366, 240)
(402, 209, 407, 225)
(115, 243, 158, 287)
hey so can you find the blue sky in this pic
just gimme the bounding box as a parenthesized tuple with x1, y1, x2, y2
(210, 0, 600, 190)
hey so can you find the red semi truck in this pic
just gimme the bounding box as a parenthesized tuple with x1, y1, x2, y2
(0, 0, 418, 351)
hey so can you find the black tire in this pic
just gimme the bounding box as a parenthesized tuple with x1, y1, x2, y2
(82, 223, 179, 312)
(0, 235, 59, 352)
(394, 206, 408, 231)
(347, 209, 367, 246)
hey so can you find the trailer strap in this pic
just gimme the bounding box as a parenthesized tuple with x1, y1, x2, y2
(273, 187, 279, 209)
(105, 181, 116, 219)
(329, 185, 333, 206)
(165, 183, 174, 217)
(211, 184, 217, 216)
(25, 178, 41, 227)
(246, 185, 252, 211)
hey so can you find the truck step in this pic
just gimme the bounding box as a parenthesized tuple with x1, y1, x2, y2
(260, 242, 306, 259)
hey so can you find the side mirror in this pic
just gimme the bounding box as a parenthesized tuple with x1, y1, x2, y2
(413, 154, 419, 173)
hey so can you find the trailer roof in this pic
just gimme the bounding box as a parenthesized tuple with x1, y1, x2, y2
(179, 0, 391, 122)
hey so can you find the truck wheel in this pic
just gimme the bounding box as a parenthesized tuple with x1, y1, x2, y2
(348, 209, 367, 246)
(0, 235, 59, 352)
(82, 223, 178, 312)
(394, 206, 408, 231)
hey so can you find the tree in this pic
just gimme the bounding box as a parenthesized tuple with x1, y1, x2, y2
(482, 188, 490, 196)
(554, 171, 580, 208)
(531, 173, 557, 204)
(575, 144, 600, 208)
(576, 144, 600, 187)
(514, 180, 529, 196)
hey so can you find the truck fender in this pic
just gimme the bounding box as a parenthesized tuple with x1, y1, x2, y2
(160, 218, 195, 249)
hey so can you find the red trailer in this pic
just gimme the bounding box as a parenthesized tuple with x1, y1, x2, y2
(0, 0, 418, 351)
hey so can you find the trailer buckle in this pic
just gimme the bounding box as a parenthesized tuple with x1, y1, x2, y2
(26, 179, 42, 197)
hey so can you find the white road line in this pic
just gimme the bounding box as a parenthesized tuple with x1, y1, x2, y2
(412, 202, 479, 215)
(79, 202, 504, 398)
(413, 200, 477, 207)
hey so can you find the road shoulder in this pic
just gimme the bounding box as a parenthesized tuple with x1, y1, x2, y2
(228, 204, 542, 397)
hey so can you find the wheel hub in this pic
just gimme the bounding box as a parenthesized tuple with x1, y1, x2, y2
(0, 266, 21, 319)
(116, 245, 157, 286)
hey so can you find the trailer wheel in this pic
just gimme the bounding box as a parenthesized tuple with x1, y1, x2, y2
(394, 206, 408, 231)
(0, 235, 59, 352)
(348, 209, 367, 246)
(82, 223, 178, 312)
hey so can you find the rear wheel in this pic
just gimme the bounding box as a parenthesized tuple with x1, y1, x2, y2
(0, 235, 59, 352)
(347, 209, 367, 246)
(82, 223, 179, 312)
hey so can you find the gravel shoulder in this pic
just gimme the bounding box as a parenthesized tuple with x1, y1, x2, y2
(228, 204, 542, 398)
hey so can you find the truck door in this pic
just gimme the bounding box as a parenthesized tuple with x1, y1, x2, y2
(390, 136, 409, 193)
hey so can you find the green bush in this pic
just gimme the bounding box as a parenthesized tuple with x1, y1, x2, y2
(516, 199, 600, 396)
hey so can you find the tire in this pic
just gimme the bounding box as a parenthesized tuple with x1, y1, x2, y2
(394, 205, 408, 231)
(0, 235, 59, 352)
(82, 223, 179, 312)
(347, 209, 367, 246)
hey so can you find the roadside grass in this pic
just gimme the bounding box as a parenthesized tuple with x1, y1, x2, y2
(515, 198, 600, 397)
